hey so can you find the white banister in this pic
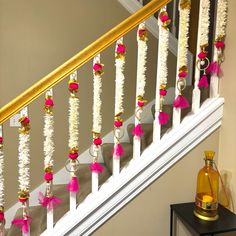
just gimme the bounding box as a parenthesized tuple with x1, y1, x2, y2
(172, 0, 191, 128)
(113, 37, 126, 177)
(192, 0, 210, 113)
(133, 23, 148, 159)
(153, 6, 170, 143)
(210, 0, 228, 98)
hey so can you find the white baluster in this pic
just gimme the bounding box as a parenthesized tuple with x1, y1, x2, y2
(153, 6, 169, 143)
(172, 1, 191, 128)
(192, 0, 210, 113)
(92, 145, 99, 194)
(210, 0, 228, 98)
(133, 23, 148, 159)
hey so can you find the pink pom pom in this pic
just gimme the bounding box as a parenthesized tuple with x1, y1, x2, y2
(114, 120, 123, 127)
(116, 44, 126, 54)
(21, 117, 30, 125)
(93, 138, 102, 146)
(173, 95, 190, 109)
(12, 216, 32, 234)
(160, 89, 167, 96)
(198, 75, 209, 88)
(178, 71, 187, 78)
(89, 162, 104, 173)
(215, 41, 225, 49)
(67, 176, 79, 192)
(38, 192, 62, 210)
(132, 124, 144, 137)
(45, 98, 54, 107)
(44, 172, 53, 182)
(69, 82, 79, 91)
(0, 212, 4, 221)
(0, 137, 3, 144)
(113, 143, 124, 158)
(206, 62, 222, 76)
(198, 51, 208, 60)
(138, 29, 146, 37)
(137, 101, 145, 107)
(68, 152, 78, 160)
(158, 112, 170, 125)
(160, 14, 169, 22)
(93, 63, 102, 71)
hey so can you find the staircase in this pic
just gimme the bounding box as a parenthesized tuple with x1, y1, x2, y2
(0, 0, 228, 235)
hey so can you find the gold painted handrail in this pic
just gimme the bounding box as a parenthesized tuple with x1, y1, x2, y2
(0, 0, 170, 124)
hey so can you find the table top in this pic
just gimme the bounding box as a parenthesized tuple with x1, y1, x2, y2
(171, 202, 236, 235)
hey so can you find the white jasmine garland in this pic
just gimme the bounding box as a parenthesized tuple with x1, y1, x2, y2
(93, 56, 102, 133)
(137, 23, 148, 97)
(158, 20, 169, 85)
(18, 133, 30, 192)
(215, 0, 228, 38)
(115, 38, 125, 115)
(44, 113, 54, 167)
(199, 0, 210, 46)
(178, 7, 190, 68)
(69, 96, 79, 149)
(0, 149, 4, 206)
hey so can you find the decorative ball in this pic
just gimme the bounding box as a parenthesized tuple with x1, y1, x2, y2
(160, 89, 167, 96)
(114, 120, 123, 127)
(44, 172, 53, 181)
(68, 152, 78, 160)
(93, 138, 102, 146)
(116, 44, 126, 54)
(45, 98, 54, 107)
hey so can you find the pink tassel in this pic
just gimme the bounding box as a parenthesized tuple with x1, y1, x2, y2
(132, 124, 144, 137)
(206, 62, 222, 76)
(66, 176, 79, 192)
(38, 192, 62, 210)
(113, 144, 124, 158)
(158, 112, 170, 125)
(198, 75, 209, 88)
(12, 216, 32, 234)
(89, 162, 104, 173)
(173, 95, 190, 109)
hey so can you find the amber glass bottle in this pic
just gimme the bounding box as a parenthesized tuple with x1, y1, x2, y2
(194, 151, 219, 221)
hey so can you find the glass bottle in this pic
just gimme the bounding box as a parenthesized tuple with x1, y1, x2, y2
(194, 151, 219, 221)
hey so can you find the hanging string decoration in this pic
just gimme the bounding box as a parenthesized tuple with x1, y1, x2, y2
(0, 135, 5, 226)
(132, 23, 148, 137)
(113, 38, 126, 158)
(66, 72, 80, 192)
(38, 90, 62, 210)
(12, 115, 31, 233)
(173, 0, 191, 109)
(196, 0, 211, 89)
(158, 9, 171, 125)
(90, 55, 104, 173)
(207, 0, 228, 77)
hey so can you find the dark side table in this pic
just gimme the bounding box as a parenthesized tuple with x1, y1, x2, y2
(170, 202, 236, 236)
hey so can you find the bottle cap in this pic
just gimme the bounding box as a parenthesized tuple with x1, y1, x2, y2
(204, 150, 215, 160)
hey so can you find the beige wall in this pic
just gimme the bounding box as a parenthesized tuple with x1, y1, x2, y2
(218, 0, 236, 213)
(0, 0, 177, 209)
(94, 130, 220, 236)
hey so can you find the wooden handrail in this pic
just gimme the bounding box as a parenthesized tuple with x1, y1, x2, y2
(0, 0, 170, 124)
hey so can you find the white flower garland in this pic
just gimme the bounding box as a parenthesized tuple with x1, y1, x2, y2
(199, 0, 210, 46)
(115, 38, 125, 116)
(18, 133, 30, 192)
(178, 7, 190, 68)
(215, 0, 228, 38)
(137, 23, 148, 97)
(69, 96, 79, 149)
(44, 113, 54, 167)
(93, 55, 102, 134)
(158, 18, 169, 85)
(0, 148, 4, 206)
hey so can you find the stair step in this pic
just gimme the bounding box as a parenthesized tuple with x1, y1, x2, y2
(102, 143, 133, 174)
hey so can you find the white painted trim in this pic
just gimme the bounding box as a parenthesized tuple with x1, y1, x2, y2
(117, 0, 194, 86)
(41, 97, 224, 236)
